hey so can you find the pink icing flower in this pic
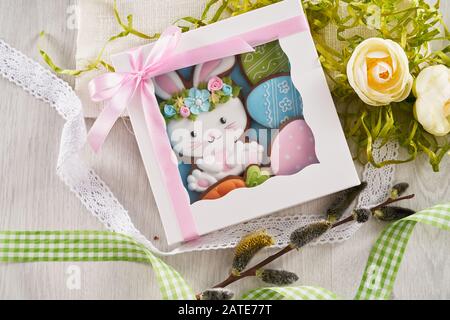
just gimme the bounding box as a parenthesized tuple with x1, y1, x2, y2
(207, 76, 224, 92)
(179, 106, 191, 118)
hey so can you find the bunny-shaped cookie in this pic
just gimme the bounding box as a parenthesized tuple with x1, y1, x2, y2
(155, 57, 264, 193)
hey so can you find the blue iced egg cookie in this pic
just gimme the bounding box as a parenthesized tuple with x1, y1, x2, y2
(246, 75, 303, 129)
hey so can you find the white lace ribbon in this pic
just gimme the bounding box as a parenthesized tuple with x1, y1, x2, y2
(0, 38, 398, 255)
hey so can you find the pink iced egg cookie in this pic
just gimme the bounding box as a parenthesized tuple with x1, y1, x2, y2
(270, 119, 319, 176)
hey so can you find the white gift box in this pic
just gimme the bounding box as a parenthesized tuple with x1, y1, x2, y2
(110, 0, 359, 246)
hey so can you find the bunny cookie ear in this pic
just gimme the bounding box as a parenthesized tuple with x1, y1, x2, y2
(154, 72, 185, 100)
(193, 56, 236, 87)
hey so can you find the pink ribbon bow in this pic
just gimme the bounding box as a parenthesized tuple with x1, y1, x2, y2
(88, 30, 175, 151)
(87, 26, 254, 241)
(87, 26, 254, 151)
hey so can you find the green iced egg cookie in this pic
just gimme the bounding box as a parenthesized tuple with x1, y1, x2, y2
(240, 41, 290, 85)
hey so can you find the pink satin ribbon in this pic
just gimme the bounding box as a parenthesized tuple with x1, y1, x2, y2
(87, 16, 309, 241)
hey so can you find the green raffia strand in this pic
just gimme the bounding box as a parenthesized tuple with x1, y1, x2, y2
(298, 0, 450, 171)
(1, 203, 449, 299)
(39, 0, 449, 170)
(38, 0, 160, 76)
(111, 0, 160, 40)
(38, 32, 94, 76)
(39, 31, 115, 76)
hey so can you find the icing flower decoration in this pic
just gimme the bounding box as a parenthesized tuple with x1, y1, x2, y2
(347, 38, 413, 106)
(222, 84, 233, 96)
(413, 65, 450, 136)
(163, 104, 176, 118)
(159, 76, 240, 121)
(175, 96, 185, 108)
(179, 106, 191, 118)
(207, 76, 224, 91)
(185, 88, 211, 114)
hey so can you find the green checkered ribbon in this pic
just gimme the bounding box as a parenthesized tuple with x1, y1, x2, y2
(242, 286, 340, 300)
(354, 203, 450, 300)
(0, 231, 195, 300)
(1, 203, 449, 300)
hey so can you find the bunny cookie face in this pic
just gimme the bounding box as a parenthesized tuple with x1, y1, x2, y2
(167, 97, 248, 160)
(155, 56, 247, 161)
(155, 56, 264, 193)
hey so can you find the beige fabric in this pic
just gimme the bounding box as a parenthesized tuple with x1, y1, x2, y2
(75, 0, 376, 117)
(76, 0, 207, 117)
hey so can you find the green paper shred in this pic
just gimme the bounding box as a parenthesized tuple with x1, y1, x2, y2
(300, 0, 449, 171)
(38, 0, 160, 76)
(38, 32, 98, 76)
(38, 0, 449, 171)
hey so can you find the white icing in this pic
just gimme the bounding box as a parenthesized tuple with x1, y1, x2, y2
(278, 80, 290, 94)
(168, 98, 247, 158)
(168, 97, 265, 192)
(279, 97, 293, 112)
(154, 71, 185, 100)
(193, 56, 236, 87)
(163, 57, 265, 193)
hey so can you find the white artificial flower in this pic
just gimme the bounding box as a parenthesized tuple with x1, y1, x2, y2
(347, 38, 413, 106)
(413, 65, 450, 136)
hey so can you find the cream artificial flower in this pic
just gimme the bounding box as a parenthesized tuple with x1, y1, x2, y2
(413, 65, 450, 136)
(347, 38, 413, 106)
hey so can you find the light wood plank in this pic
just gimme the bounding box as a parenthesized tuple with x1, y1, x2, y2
(0, 0, 449, 299)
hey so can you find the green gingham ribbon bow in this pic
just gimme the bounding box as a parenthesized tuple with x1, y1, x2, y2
(1, 203, 449, 300)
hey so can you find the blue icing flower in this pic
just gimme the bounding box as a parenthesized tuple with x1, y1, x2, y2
(185, 88, 211, 114)
(189, 105, 200, 116)
(222, 84, 233, 96)
(163, 104, 176, 118)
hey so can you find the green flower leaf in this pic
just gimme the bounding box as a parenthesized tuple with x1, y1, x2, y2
(245, 165, 270, 188)
(232, 85, 241, 98)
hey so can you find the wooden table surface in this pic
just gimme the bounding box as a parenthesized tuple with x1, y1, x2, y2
(0, 0, 449, 299)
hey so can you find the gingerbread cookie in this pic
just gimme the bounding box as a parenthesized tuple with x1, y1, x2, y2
(270, 119, 318, 176)
(239, 41, 290, 85)
(246, 74, 303, 129)
(154, 56, 265, 195)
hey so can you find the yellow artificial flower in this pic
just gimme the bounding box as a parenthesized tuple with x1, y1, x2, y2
(413, 65, 450, 136)
(347, 38, 413, 106)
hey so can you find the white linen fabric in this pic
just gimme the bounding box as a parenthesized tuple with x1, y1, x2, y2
(76, 0, 207, 118)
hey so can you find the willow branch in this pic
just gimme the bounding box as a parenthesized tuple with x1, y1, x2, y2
(205, 218, 352, 293)
(371, 194, 415, 211)
(198, 194, 415, 298)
